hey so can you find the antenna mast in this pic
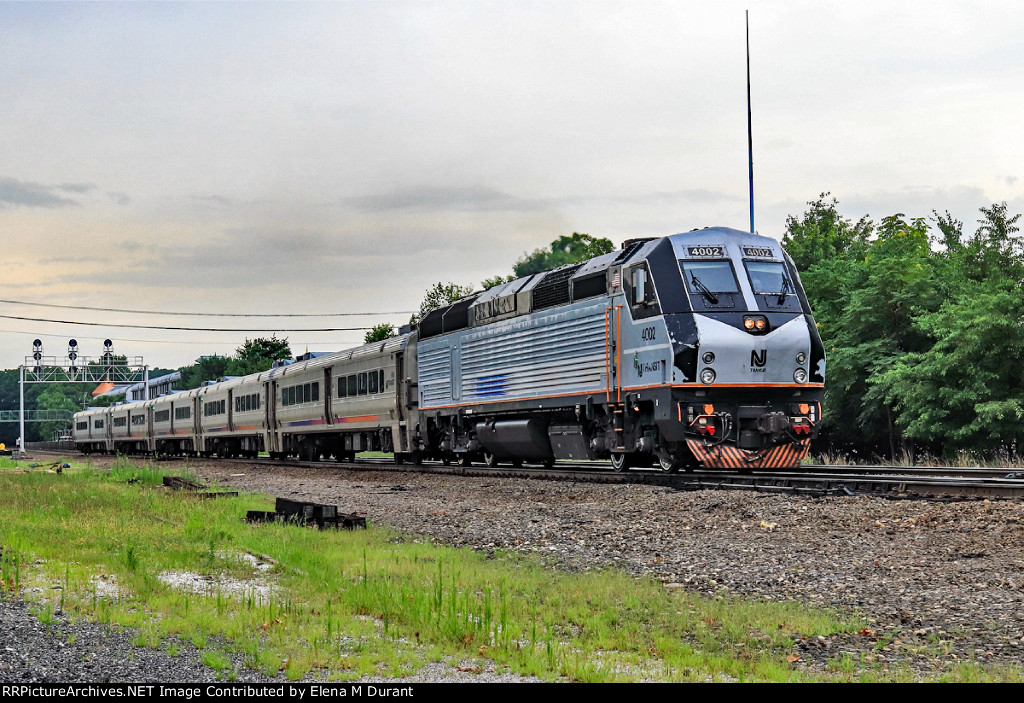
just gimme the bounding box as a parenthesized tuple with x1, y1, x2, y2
(746, 9, 755, 234)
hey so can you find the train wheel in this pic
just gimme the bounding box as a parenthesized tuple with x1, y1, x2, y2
(483, 451, 498, 468)
(658, 456, 680, 473)
(457, 453, 473, 467)
(610, 452, 631, 472)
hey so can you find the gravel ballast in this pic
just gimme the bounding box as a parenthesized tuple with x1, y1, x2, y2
(5, 455, 1024, 680)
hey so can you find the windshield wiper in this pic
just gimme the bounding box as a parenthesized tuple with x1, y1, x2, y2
(690, 274, 719, 304)
(777, 274, 791, 305)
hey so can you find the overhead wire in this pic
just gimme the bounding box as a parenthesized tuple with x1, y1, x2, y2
(0, 313, 375, 332)
(0, 298, 414, 317)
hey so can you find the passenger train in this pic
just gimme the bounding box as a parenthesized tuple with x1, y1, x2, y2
(74, 226, 825, 471)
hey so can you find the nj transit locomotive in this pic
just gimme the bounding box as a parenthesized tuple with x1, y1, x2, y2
(74, 226, 824, 471)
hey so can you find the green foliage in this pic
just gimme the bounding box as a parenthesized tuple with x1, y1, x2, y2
(364, 323, 396, 344)
(411, 282, 475, 324)
(178, 336, 291, 389)
(178, 355, 229, 391)
(789, 195, 1024, 459)
(225, 336, 291, 377)
(513, 232, 614, 277)
(481, 274, 515, 290)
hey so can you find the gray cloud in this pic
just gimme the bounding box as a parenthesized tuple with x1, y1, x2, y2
(108, 191, 132, 205)
(1007, 176, 1018, 186)
(0, 176, 82, 209)
(344, 186, 541, 213)
(57, 183, 96, 194)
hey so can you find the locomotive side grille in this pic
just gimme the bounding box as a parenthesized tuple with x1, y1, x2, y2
(532, 264, 584, 311)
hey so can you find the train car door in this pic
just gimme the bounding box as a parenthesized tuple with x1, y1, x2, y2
(324, 368, 333, 425)
(265, 380, 278, 453)
(228, 389, 235, 432)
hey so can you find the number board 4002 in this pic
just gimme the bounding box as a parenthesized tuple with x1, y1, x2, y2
(742, 246, 776, 258)
(686, 245, 724, 257)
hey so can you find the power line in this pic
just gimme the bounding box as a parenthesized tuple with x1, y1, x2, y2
(0, 329, 368, 347)
(0, 313, 373, 333)
(0, 298, 414, 318)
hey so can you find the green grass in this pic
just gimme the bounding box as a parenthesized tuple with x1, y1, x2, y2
(0, 456, 1015, 682)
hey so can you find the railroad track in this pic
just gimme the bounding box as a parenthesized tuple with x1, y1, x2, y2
(173, 454, 1024, 500)
(33, 449, 1024, 499)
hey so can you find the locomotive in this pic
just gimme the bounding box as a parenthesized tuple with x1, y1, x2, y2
(74, 226, 824, 471)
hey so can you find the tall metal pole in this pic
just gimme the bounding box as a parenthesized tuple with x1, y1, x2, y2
(18, 366, 24, 455)
(746, 9, 755, 234)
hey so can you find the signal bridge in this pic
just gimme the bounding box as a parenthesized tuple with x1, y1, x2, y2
(23, 356, 147, 383)
(18, 339, 148, 457)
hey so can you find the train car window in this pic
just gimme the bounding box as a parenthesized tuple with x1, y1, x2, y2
(358, 372, 367, 395)
(256, 394, 261, 409)
(338, 378, 347, 398)
(77, 421, 88, 430)
(744, 260, 789, 295)
(94, 419, 104, 429)
(301, 383, 309, 403)
(369, 370, 379, 394)
(114, 417, 127, 427)
(379, 370, 385, 392)
(679, 260, 740, 293)
(348, 375, 357, 396)
(312, 382, 319, 402)
(155, 410, 170, 423)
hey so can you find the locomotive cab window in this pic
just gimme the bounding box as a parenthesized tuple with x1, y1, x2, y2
(745, 260, 789, 295)
(679, 260, 740, 293)
(630, 267, 647, 306)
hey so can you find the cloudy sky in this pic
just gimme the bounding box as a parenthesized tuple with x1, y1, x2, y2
(0, 0, 1021, 371)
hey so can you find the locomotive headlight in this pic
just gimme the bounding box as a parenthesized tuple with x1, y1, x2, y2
(702, 351, 715, 364)
(793, 368, 807, 384)
(755, 317, 766, 331)
(700, 368, 716, 384)
(744, 317, 756, 330)
(796, 352, 806, 365)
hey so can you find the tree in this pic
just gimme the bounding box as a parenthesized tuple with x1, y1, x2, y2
(512, 232, 614, 277)
(411, 282, 475, 324)
(36, 385, 80, 441)
(781, 193, 872, 272)
(879, 203, 1024, 457)
(364, 323, 396, 344)
(481, 274, 515, 290)
(225, 336, 291, 376)
(178, 355, 230, 390)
